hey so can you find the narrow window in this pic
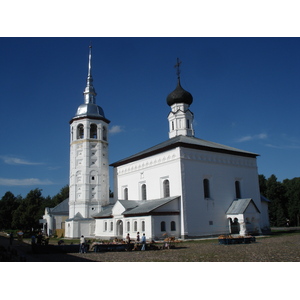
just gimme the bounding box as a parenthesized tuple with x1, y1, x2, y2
(141, 221, 145, 231)
(77, 124, 84, 139)
(127, 221, 130, 232)
(134, 221, 137, 232)
(103, 126, 107, 141)
(163, 179, 170, 198)
(90, 124, 97, 139)
(172, 121, 174, 130)
(235, 181, 241, 199)
(203, 178, 210, 199)
(104, 221, 107, 231)
(141, 184, 147, 200)
(171, 221, 176, 231)
(110, 222, 113, 231)
(187, 119, 190, 129)
(124, 188, 128, 200)
(161, 221, 166, 232)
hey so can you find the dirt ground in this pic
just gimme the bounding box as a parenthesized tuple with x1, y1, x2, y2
(1, 228, 300, 262)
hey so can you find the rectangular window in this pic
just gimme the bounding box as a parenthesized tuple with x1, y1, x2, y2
(235, 181, 241, 199)
(203, 178, 210, 199)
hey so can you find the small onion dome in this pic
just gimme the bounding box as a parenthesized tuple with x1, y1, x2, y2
(166, 79, 193, 106)
(75, 103, 105, 118)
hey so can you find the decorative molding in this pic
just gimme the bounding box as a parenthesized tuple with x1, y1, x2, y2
(180, 149, 257, 168)
(117, 152, 178, 175)
(117, 147, 256, 176)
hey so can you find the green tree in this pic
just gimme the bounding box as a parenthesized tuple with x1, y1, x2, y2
(51, 185, 69, 206)
(266, 174, 287, 226)
(0, 191, 21, 230)
(258, 174, 267, 196)
(12, 188, 45, 231)
(283, 177, 300, 226)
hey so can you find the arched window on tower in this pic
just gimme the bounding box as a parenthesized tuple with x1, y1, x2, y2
(141, 184, 147, 200)
(235, 181, 241, 199)
(203, 178, 210, 199)
(77, 124, 84, 139)
(90, 124, 97, 139)
(103, 126, 107, 141)
(163, 179, 170, 198)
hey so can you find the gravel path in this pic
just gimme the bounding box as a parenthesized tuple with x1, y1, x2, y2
(1, 229, 300, 262)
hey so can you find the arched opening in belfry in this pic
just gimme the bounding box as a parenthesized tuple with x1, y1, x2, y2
(90, 123, 97, 139)
(77, 124, 84, 139)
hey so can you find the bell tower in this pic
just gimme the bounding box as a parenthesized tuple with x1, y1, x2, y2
(167, 58, 194, 139)
(66, 46, 110, 238)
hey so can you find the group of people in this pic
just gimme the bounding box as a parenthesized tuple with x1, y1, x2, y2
(79, 232, 147, 253)
(127, 232, 146, 251)
(31, 232, 49, 247)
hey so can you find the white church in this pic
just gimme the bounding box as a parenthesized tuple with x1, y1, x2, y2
(44, 47, 270, 240)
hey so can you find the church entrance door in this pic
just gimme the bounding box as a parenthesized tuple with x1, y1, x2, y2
(229, 217, 240, 234)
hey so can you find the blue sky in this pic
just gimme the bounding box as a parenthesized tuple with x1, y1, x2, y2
(1, 37, 300, 198)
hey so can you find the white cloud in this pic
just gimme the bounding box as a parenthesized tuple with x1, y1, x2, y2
(109, 125, 124, 135)
(0, 178, 53, 186)
(0, 155, 43, 165)
(265, 144, 300, 150)
(236, 133, 268, 143)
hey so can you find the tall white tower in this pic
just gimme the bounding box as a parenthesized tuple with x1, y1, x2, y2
(66, 46, 110, 238)
(167, 58, 194, 138)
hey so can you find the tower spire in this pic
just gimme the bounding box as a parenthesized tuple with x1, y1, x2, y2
(83, 44, 97, 104)
(88, 43, 92, 78)
(174, 57, 182, 81)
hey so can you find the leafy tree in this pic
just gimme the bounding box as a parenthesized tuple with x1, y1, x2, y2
(265, 174, 287, 226)
(51, 185, 69, 206)
(12, 188, 45, 231)
(283, 177, 300, 226)
(0, 191, 21, 230)
(259, 174, 267, 197)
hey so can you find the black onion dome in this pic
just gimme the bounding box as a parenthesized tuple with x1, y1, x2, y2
(166, 79, 193, 106)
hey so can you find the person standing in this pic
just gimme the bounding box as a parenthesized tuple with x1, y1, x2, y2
(80, 235, 86, 253)
(126, 233, 131, 251)
(141, 233, 146, 251)
(9, 232, 14, 246)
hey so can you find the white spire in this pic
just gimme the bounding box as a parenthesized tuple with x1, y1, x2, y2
(83, 45, 97, 104)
